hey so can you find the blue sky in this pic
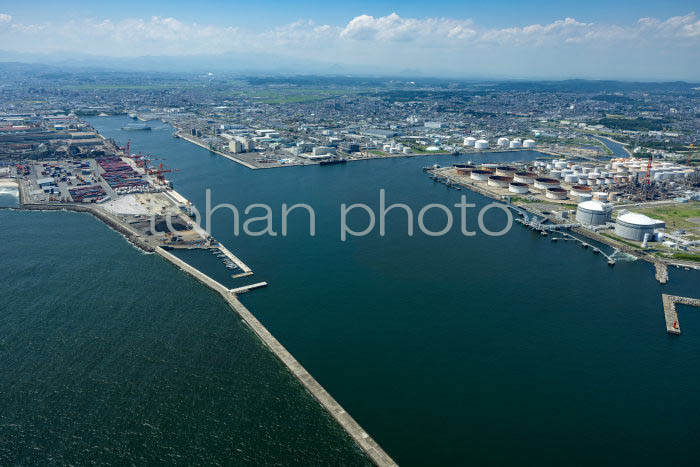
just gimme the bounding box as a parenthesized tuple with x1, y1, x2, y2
(7, 0, 699, 28)
(1, 1, 699, 79)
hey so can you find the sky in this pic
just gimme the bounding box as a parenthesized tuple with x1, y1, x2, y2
(1, 0, 699, 80)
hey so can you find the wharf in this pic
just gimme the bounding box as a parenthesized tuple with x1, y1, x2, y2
(179, 133, 258, 170)
(662, 294, 700, 335)
(155, 246, 396, 466)
(215, 244, 252, 273)
(230, 282, 267, 294)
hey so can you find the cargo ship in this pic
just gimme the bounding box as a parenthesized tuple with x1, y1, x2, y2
(121, 124, 152, 131)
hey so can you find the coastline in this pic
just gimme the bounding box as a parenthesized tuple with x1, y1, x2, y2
(427, 168, 699, 276)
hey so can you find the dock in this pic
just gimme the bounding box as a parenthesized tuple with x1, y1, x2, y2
(179, 133, 258, 170)
(155, 246, 396, 466)
(230, 282, 267, 294)
(214, 244, 252, 273)
(662, 294, 700, 335)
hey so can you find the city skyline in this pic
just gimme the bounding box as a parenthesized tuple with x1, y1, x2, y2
(1, 1, 700, 80)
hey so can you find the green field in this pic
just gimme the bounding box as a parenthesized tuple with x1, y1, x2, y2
(633, 202, 700, 230)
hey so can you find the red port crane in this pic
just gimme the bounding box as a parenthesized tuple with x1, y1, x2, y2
(150, 163, 180, 184)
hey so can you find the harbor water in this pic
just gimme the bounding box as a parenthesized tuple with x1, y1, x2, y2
(2, 115, 699, 466)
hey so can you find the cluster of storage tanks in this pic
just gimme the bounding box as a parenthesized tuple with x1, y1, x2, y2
(463, 137, 536, 150)
(458, 163, 565, 198)
(496, 137, 536, 149)
(534, 158, 694, 187)
(382, 142, 412, 154)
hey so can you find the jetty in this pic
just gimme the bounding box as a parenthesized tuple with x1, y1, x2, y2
(155, 247, 397, 466)
(662, 294, 700, 335)
(655, 262, 668, 284)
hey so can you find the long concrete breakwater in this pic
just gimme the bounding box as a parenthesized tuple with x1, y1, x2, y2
(156, 247, 397, 466)
(662, 294, 700, 335)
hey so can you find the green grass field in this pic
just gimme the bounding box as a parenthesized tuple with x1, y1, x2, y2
(633, 202, 700, 230)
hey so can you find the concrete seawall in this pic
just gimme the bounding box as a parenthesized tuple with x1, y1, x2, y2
(662, 294, 700, 335)
(179, 134, 259, 170)
(156, 247, 397, 466)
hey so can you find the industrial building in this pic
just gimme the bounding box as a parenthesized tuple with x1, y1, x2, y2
(614, 212, 666, 241)
(575, 200, 612, 225)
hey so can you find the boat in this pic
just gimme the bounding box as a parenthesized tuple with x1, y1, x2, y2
(319, 158, 347, 166)
(121, 124, 152, 131)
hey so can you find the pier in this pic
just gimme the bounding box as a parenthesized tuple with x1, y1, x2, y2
(662, 294, 700, 335)
(230, 282, 268, 294)
(155, 247, 396, 466)
(655, 262, 668, 284)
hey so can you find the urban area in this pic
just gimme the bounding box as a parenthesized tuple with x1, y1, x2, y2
(2, 69, 700, 286)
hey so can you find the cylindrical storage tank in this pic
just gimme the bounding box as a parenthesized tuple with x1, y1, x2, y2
(497, 137, 509, 147)
(582, 167, 591, 174)
(509, 140, 522, 149)
(605, 177, 614, 185)
(578, 177, 589, 185)
(488, 175, 512, 188)
(570, 185, 593, 198)
(546, 163, 553, 170)
(564, 174, 578, 183)
(495, 166, 517, 177)
(550, 170, 562, 179)
(608, 192, 618, 202)
(464, 137, 477, 147)
(555, 162, 567, 169)
(523, 139, 536, 148)
(614, 213, 665, 242)
(593, 192, 608, 201)
(470, 169, 493, 181)
(576, 200, 612, 225)
(534, 177, 560, 190)
(546, 187, 568, 200)
(454, 164, 475, 175)
(475, 139, 489, 149)
(513, 172, 537, 184)
(482, 163, 498, 170)
(509, 182, 529, 194)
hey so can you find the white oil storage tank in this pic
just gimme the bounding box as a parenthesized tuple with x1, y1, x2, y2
(576, 200, 612, 225)
(523, 139, 536, 148)
(475, 139, 490, 150)
(509, 182, 529, 194)
(614, 213, 666, 242)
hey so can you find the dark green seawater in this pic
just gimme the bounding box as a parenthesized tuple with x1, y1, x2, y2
(3, 115, 699, 466)
(0, 211, 369, 465)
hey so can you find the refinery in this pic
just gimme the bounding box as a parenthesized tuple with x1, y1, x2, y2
(429, 153, 700, 269)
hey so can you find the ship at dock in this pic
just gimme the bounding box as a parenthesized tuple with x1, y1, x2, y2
(319, 157, 347, 166)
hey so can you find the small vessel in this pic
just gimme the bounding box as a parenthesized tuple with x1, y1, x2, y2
(121, 124, 152, 131)
(319, 158, 347, 165)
